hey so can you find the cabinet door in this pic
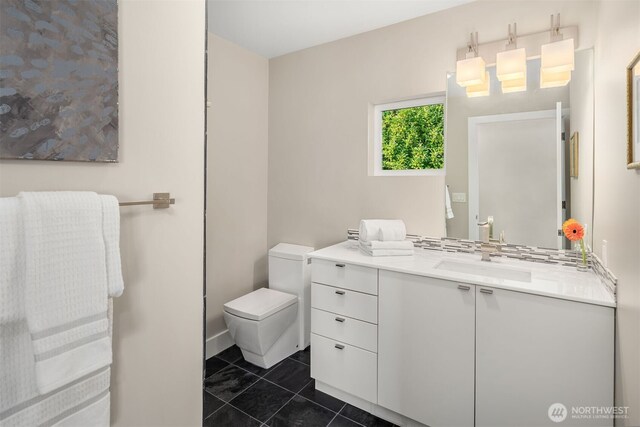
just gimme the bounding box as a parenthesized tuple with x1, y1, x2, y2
(378, 271, 475, 427)
(476, 287, 614, 427)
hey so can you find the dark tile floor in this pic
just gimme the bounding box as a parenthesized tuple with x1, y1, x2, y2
(203, 345, 397, 427)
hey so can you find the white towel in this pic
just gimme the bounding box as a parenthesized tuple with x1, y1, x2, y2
(0, 197, 25, 325)
(358, 220, 407, 242)
(445, 186, 455, 220)
(19, 191, 115, 394)
(359, 243, 413, 257)
(101, 195, 124, 298)
(358, 240, 414, 250)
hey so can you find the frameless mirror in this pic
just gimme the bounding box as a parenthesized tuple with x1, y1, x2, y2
(445, 49, 594, 249)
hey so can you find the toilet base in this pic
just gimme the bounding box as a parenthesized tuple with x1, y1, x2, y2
(239, 318, 299, 369)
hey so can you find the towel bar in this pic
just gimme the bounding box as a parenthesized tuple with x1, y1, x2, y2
(118, 193, 175, 209)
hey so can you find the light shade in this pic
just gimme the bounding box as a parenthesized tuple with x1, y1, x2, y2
(501, 76, 527, 93)
(541, 38, 575, 74)
(466, 72, 490, 97)
(456, 56, 486, 87)
(496, 48, 526, 82)
(540, 69, 571, 88)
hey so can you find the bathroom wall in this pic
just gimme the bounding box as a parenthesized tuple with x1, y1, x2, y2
(267, 0, 598, 250)
(592, 1, 640, 425)
(0, 0, 205, 425)
(206, 34, 270, 343)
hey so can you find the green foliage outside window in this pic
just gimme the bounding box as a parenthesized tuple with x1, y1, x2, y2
(381, 103, 445, 170)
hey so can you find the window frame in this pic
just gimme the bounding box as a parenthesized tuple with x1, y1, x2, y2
(372, 95, 446, 177)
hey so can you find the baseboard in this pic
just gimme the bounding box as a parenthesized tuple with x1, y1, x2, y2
(205, 329, 234, 359)
(315, 381, 421, 426)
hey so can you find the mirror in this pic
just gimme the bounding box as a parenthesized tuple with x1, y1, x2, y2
(628, 50, 640, 169)
(445, 49, 594, 249)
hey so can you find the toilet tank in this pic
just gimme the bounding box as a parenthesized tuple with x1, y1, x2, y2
(268, 243, 314, 296)
(269, 243, 314, 350)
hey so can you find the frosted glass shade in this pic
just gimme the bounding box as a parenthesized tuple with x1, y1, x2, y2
(501, 76, 527, 93)
(496, 48, 526, 82)
(466, 72, 490, 97)
(540, 69, 571, 88)
(541, 38, 575, 74)
(456, 56, 486, 87)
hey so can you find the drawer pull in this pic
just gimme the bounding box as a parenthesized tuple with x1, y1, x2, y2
(335, 317, 345, 323)
(335, 290, 346, 295)
(458, 284, 471, 291)
(480, 288, 493, 294)
(334, 343, 345, 350)
(335, 263, 346, 268)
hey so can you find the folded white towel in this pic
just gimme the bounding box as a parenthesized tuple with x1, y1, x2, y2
(359, 220, 407, 242)
(19, 191, 114, 394)
(0, 197, 25, 324)
(358, 240, 414, 250)
(359, 243, 414, 257)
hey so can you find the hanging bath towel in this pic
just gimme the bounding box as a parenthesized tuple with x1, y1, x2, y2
(19, 191, 122, 394)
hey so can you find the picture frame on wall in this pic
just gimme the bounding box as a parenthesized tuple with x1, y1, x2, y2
(627, 50, 640, 169)
(570, 132, 579, 178)
(0, 0, 118, 162)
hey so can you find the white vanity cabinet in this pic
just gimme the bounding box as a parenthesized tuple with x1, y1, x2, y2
(475, 286, 615, 427)
(378, 270, 476, 427)
(309, 249, 615, 427)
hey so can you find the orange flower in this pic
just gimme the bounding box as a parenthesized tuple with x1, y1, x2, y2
(562, 218, 577, 233)
(563, 220, 584, 241)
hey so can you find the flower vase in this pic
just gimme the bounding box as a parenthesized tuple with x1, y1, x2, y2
(574, 240, 589, 272)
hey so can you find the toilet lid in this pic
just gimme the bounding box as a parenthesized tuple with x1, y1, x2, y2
(224, 288, 297, 321)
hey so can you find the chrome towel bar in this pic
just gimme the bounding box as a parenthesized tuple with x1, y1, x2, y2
(118, 192, 175, 209)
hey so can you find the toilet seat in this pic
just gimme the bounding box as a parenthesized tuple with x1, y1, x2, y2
(224, 287, 297, 321)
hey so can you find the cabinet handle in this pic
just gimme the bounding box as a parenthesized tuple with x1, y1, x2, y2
(480, 288, 493, 294)
(335, 263, 345, 268)
(335, 317, 345, 323)
(335, 290, 345, 295)
(458, 284, 471, 291)
(334, 344, 345, 350)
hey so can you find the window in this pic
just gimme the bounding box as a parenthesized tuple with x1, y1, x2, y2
(372, 96, 446, 176)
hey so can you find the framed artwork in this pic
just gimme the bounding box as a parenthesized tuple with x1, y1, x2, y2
(628, 50, 640, 169)
(0, 0, 118, 162)
(570, 132, 579, 178)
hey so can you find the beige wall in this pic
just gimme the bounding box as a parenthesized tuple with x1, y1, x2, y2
(592, 1, 640, 425)
(267, 0, 598, 250)
(206, 34, 269, 340)
(0, 0, 205, 425)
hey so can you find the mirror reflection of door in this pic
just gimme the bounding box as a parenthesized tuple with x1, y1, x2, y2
(469, 107, 564, 249)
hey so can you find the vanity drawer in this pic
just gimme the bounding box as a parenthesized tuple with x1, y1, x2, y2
(311, 333, 377, 403)
(311, 308, 377, 352)
(312, 259, 378, 295)
(311, 283, 378, 324)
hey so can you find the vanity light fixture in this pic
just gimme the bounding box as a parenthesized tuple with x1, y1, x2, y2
(456, 32, 487, 89)
(540, 14, 575, 88)
(496, 24, 527, 93)
(466, 71, 491, 97)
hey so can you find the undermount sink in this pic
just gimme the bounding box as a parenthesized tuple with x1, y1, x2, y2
(435, 259, 532, 283)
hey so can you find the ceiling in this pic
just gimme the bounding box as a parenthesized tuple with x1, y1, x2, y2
(208, 0, 474, 59)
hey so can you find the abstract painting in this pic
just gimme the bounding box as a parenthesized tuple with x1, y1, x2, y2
(0, 0, 118, 162)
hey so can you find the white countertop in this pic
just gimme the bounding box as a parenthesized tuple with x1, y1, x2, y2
(309, 241, 616, 308)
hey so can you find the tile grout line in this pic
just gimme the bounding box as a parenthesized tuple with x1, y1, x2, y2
(224, 402, 266, 426)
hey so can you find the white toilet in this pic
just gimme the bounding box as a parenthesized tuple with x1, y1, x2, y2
(223, 243, 314, 368)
